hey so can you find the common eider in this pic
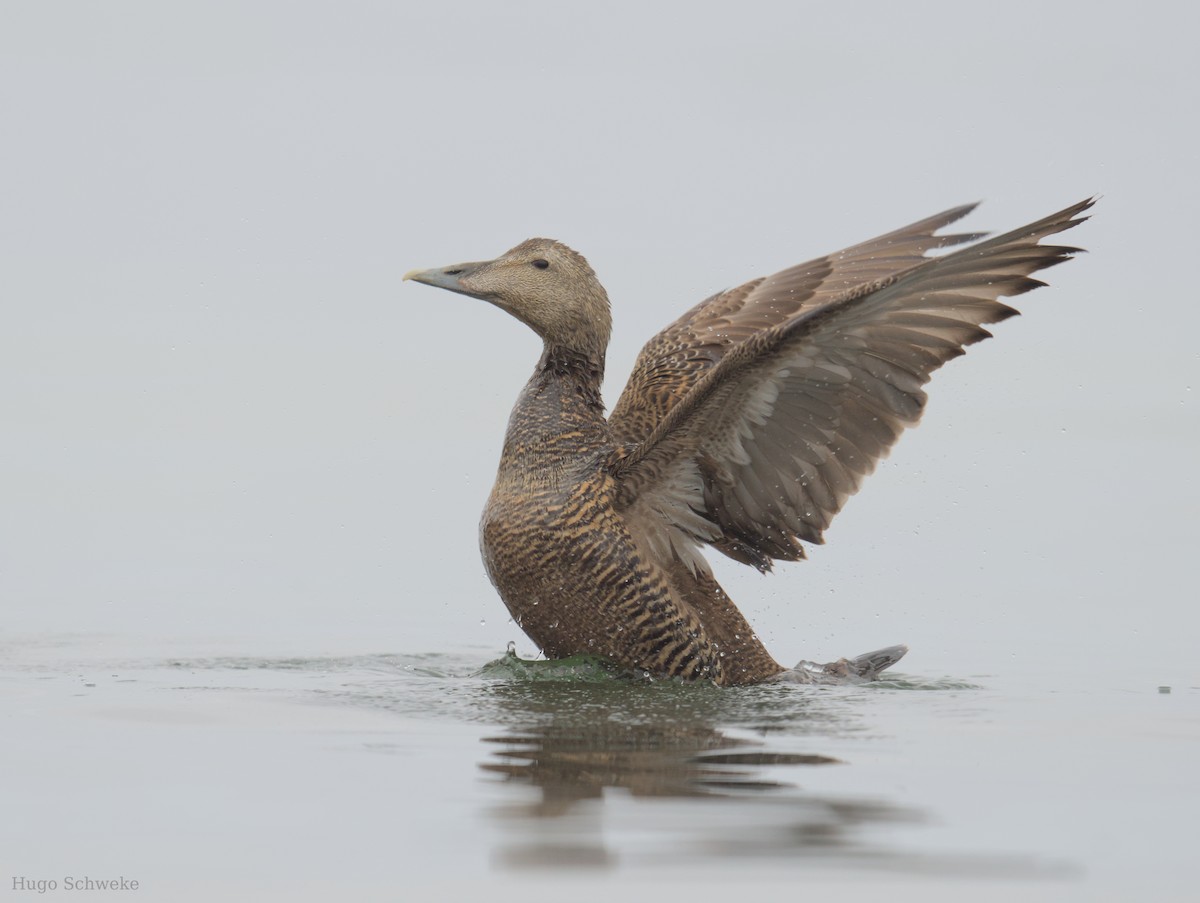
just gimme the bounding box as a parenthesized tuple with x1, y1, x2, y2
(404, 199, 1092, 685)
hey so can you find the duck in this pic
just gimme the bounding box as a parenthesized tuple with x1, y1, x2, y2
(404, 199, 1092, 685)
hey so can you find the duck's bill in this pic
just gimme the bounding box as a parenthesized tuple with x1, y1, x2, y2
(402, 261, 489, 298)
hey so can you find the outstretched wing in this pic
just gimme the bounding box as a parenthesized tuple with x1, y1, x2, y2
(611, 199, 1093, 573)
(607, 203, 987, 445)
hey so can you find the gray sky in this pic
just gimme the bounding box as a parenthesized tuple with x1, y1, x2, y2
(3, 1, 1197, 679)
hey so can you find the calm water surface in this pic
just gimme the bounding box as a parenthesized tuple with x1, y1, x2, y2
(2, 635, 1194, 902)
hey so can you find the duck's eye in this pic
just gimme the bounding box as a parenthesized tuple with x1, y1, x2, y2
(531, 259, 550, 270)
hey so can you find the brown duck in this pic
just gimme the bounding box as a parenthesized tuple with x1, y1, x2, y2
(404, 199, 1092, 686)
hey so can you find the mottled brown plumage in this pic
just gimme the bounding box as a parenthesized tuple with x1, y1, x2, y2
(404, 199, 1092, 685)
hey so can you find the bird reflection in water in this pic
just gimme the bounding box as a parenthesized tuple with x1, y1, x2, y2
(475, 679, 920, 870)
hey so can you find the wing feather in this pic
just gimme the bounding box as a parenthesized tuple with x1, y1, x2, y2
(612, 198, 1092, 573)
(608, 203, 990, 444)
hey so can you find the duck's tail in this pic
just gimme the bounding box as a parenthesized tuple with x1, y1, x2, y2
(779, 643, 909, 684)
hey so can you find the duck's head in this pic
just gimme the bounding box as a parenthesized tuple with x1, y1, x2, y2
(404, 238, 611, 361)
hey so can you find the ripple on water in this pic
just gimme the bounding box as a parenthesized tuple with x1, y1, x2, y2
(9, 638, 1065, 880)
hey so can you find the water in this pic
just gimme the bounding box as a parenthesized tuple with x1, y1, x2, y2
(3, 635, 1194, 902)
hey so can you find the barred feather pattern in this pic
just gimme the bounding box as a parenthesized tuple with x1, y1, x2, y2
(480, 352, 783, 685)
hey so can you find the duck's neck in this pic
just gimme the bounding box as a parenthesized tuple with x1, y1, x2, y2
(492, 344, 609, 489)
(538, 343, 605, 413)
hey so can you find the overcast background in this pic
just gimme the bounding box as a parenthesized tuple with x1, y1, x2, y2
(3, 1, 1197, 682)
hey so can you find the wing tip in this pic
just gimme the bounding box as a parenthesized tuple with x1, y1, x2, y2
(1054, 195, 1099, 232)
